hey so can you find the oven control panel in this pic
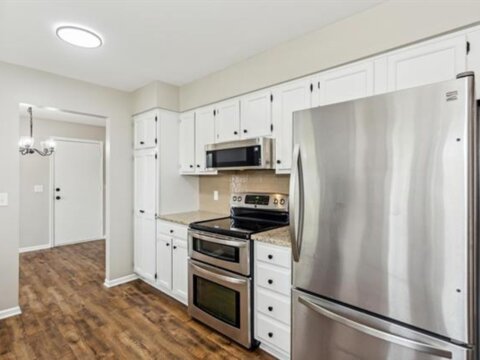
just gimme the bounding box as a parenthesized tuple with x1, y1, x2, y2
(230, 192, 288, 211)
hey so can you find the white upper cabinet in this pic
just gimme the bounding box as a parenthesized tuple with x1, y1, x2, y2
(272, 78, 312, 173)
(387, 35, 466, 91)
(215, 98, 241, 143)
(178, 111, 195, 174)
(314, 60, 375, 106)
(240, 89, 273, 139)
(134, 214, 156, 282)
(134, 111, 157, 150)
(467, 29, 480, 97)
(134, 149, 156, 217)
(195, 106, 216, 173)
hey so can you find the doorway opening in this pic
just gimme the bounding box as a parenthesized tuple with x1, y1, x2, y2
(18, 103, 107, 257)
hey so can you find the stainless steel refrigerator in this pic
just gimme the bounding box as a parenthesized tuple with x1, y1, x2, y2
(289, 72, 478, 360)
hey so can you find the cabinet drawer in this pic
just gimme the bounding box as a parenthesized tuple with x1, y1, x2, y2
(256, 263, 291, 296)
(256, 242, 291, 269)
(257, 288, 290, 325)
(256, 314, 290, 354)
(157, 220, 188, 239)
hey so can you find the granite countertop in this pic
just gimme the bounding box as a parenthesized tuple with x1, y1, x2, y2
(251, 226, 291, 247)
(157, 210, 227, 226)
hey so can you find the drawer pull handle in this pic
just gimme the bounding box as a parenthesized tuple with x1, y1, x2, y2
(267, 279, 273, 285)
(268, 332, 273, 338)
(268, 306, 273, 312)
(267, 254, 273, 260)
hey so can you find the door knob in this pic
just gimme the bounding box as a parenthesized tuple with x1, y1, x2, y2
(56, 196, 61, 200)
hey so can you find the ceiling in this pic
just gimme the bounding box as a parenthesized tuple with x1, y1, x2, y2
(0, 0, 383, 92)
(19, 103, 106, 127)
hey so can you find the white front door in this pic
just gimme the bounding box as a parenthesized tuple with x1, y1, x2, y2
(53, 139, 103, 246)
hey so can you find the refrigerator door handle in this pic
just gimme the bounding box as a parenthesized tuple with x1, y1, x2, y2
(289, 144, 304, 262)
(298, 296, 453, 359)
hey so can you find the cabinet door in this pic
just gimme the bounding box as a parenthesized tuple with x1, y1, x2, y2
(171, 238, 188, 303)
(316, 61, 374, 106)
(215, 98, 240, 143)
(467, 29, 480, 98)
(134, 149, 156, 218)
(156, 234, 172, 290)
(194, 106, 216, 173)
(240, 89, 273, 139)
(178, 111, 195, 174)
(134, 214, 156, 282)
(272, 79, 311, 173)
(387, 35, 466, 91)
(134, 111, 157, 149)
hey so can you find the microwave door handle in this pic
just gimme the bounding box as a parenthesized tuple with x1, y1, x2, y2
(289, 144, 304, 262)
(191, 262, 247, 285)
(298, 296, 453, 359)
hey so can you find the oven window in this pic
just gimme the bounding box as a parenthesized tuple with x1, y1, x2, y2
(194, 275, 240, 328)
(193, 238, 239, 263)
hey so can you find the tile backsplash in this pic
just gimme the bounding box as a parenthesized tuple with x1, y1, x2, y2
(199, 170, 290, 214)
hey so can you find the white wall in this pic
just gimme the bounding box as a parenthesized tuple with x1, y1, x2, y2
(0, 61, 132, 312)
(179, 1, 480, 110)
(19, 117, 105, 249)
(131, 80, 179, 114)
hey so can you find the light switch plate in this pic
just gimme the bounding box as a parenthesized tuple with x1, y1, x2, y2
(213, 190, 219, 201)
(34, 185, 44, 193)
(0, 193, 8, 206)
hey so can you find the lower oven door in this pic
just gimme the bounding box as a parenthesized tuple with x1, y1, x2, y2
(188, 259, 252, 348)
(188, 230, 250, 275)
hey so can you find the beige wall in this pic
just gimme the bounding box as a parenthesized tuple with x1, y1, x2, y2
(0, 60, 133, 312)
(199, 171, 289, 214)
(131, 80, 179, 114)
(19, 117, 105, 249)
(179, 2, 480, 110)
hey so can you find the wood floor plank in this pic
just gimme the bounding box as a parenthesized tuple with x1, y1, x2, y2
(0, 241, 274, 360)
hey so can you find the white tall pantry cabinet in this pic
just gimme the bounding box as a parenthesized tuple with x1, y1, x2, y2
(133, 108, 198, 305)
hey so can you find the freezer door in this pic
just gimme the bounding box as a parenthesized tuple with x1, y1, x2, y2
(291, 76, 477, 344)
(292, 289, 474, 360)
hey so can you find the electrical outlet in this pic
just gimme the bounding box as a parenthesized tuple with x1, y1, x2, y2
(213, 190, 219, 201)
(0, 193, 8, 206)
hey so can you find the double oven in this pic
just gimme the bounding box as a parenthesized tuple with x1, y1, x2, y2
(187, 192, 289, 349)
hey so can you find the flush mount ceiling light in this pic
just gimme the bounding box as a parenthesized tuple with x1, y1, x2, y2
(56, 26, 102, 48)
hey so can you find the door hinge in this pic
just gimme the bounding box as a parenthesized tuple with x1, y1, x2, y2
(270, 124, 274, 132)
(467, 41, 471, 55)
(154, 273, 157, 280)
(155, 153, 157, 159)
(317, 81, 320, 89)
(155, 116, 158, 122)
(213, 109, 216, 116)
(270, 94, 273, 102)
(310, 83, 313, 92)
(155, 138, 157, 144)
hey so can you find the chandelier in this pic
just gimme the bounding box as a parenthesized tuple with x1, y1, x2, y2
(19, 107, 56, 156)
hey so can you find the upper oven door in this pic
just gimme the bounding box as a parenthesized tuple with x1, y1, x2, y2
(205, 138, 273, 170)
(188, 230, 251, 276)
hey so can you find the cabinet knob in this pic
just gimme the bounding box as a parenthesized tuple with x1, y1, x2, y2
(173, 245, 177, 250)
(56, 196, 61, 200)
(140, 141, 145, 145)
(268, 254, 273, 260)
(189, 164, 193, 168)
(170, 229, 174, 234)
(139, 210, 145, 214)
(268, 306, 273, 312)
(268, 332, 273, 338)
(166, 243, 170, 247)
(267, 279, 273, 285)
(197, 164, 200, 168)
(243, 129, 248, 134)
(276, 160, 281, 164)
(56, 188, 61, 192)
(234, 131, 238, 135)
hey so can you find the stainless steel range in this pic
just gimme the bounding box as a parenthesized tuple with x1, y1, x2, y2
(187, 192, 289, 349)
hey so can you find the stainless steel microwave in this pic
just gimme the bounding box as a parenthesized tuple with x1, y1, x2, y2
(205, 137, 273, 171)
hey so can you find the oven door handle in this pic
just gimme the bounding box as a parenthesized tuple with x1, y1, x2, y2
(191, 262, 248, 285)
(190, 232, 248, 248)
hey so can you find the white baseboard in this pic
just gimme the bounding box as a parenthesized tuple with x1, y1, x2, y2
(104, 274, 138, 288)
(0, 306, 22, 320)
(19, 244, 51, 253)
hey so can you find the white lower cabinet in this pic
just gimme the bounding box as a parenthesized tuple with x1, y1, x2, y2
(254, 242, 291, 360)
(155, 220, 189, 305)
(134, 214, 157, 282)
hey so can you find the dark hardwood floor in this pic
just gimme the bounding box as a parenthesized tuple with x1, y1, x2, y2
(0, 240, 274, 359)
